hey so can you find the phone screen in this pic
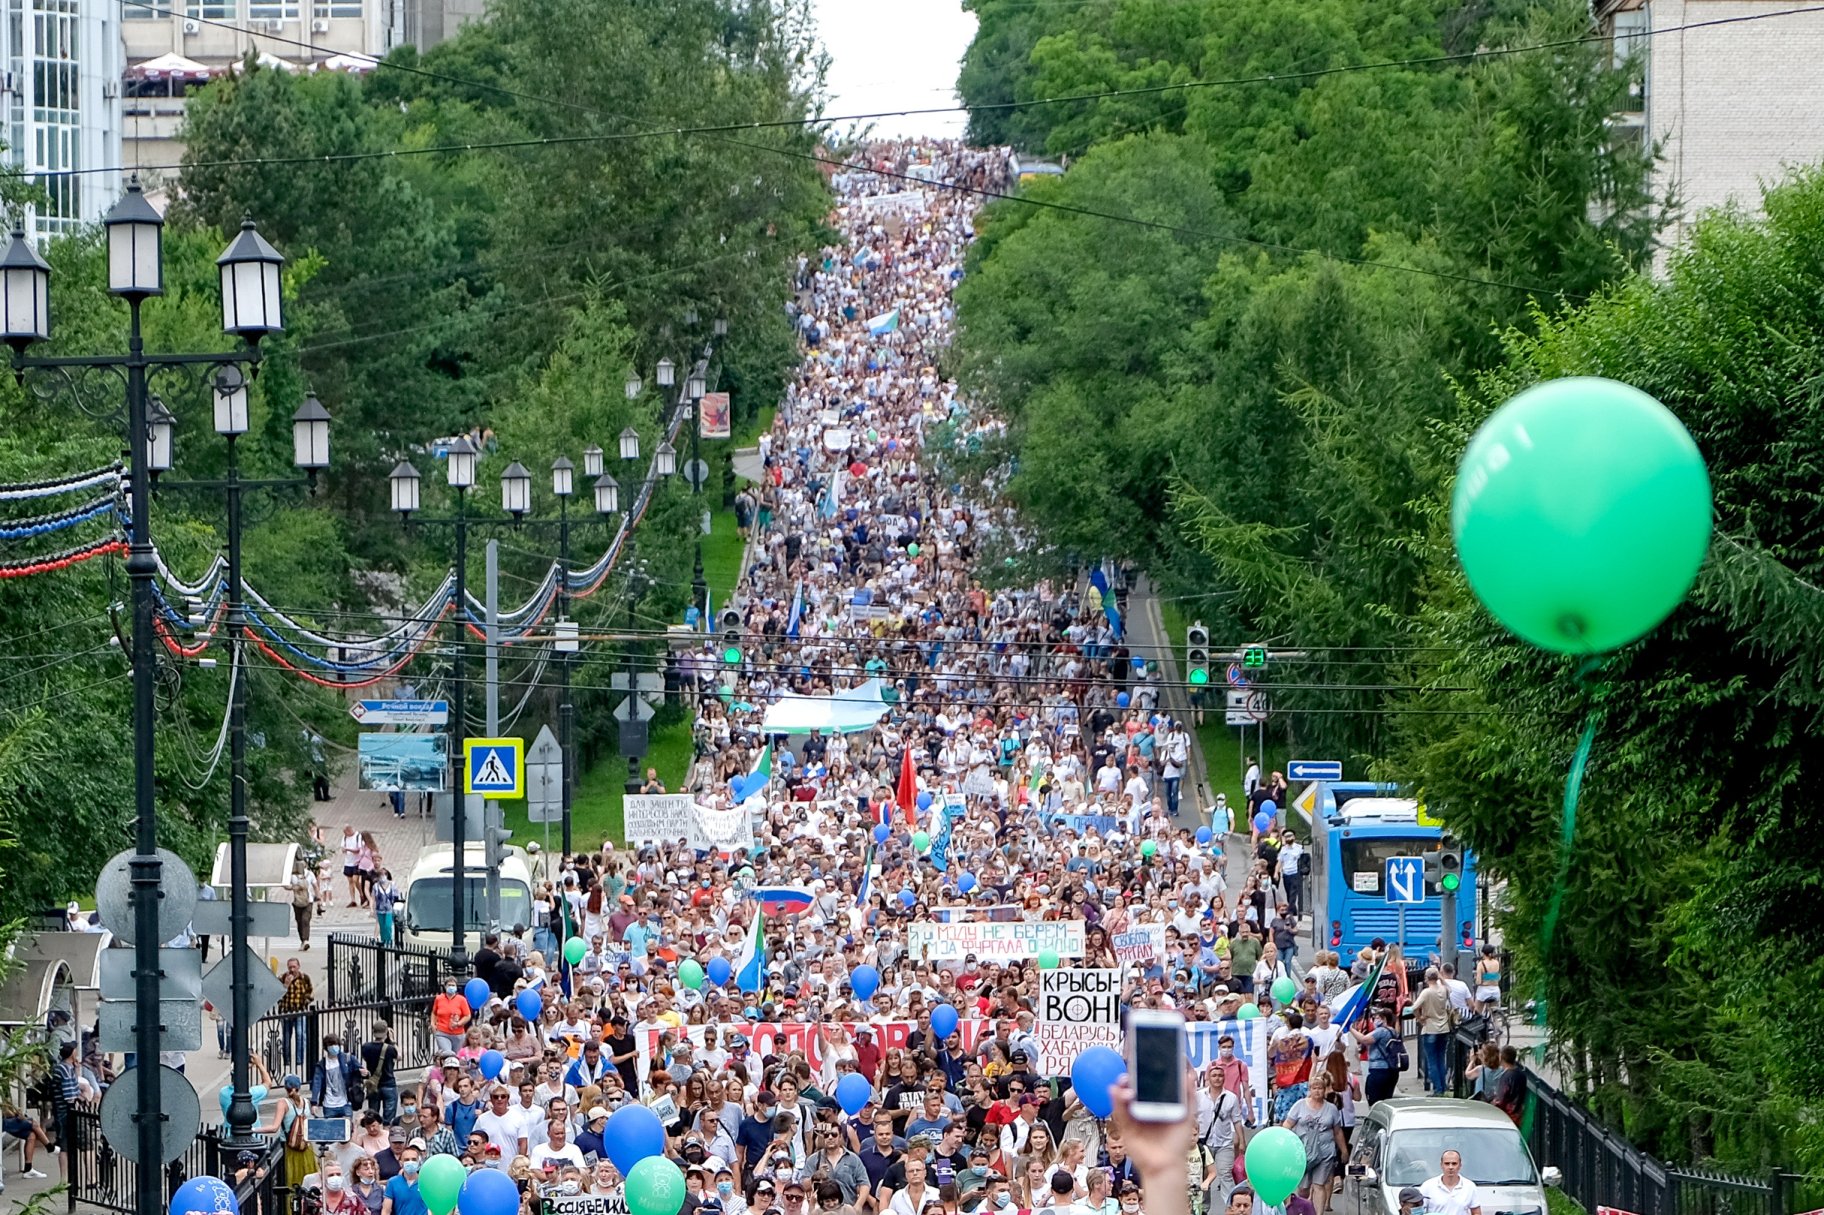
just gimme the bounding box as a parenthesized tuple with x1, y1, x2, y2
(1130, 1022, 1185, 1108)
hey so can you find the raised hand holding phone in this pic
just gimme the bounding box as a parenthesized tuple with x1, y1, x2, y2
(1125, 1008, 1188, 1122)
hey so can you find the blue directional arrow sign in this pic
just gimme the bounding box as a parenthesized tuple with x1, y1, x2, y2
(1287, 759, 1342, 782)
(464, 737, 523, 798)
(1385, 856, 1425, 905)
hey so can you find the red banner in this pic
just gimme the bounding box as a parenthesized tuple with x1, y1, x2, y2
(636, 1019, 990, 1085)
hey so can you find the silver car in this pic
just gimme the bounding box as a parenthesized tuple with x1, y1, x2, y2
(1343, 1098, 1561, 1215)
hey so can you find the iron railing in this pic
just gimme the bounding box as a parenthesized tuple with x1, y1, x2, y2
(325, 933, 454, 1005)
(65, 1102, 285, 1215)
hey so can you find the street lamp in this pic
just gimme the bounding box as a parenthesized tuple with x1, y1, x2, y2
(656, 358, 675, 389)
(390, 461, 421, 517)
(213, 366, 249, 436)
(292, 393, 331, 476)
(714, 316, 728, 337)
(619, 427, 640, 462)
(655, 441, 676, 478)
(6, 184, 294, 1192)
(593, 474, 620, 515)
(625, 375, 641, 400)
(684, 369, 708, 609)
(582, 444, 603, 479)
(551, 456, 574, 499)
(501, 461, 532, 521)
(145, 395, 174, 476)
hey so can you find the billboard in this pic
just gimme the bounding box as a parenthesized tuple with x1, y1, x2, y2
(357, 733, 448, 792)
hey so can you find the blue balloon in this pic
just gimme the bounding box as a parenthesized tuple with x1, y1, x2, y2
(1070, 1046, 1126, 1119)
(835, 1072, 873, 1115)
(958, 873, 977, 895)
(464, 978, 491, 1011)
(872, 823, 891, 844)
(1116, 692, 1131, 708)
(459, 1164, 521, 1215)
(1261, 799, 1277, 816)
(604, 1103, 667, 1174)
(930, 1003, 959, 1040)
(899, 889, 916, 908)
(171, 1176, 238, 1215)
(851, 964, 880, 1001)
(1252, 810, 1272, 836)
(916, 790, 934, 811)
(707, 956, 732, 986)
(515, 989, 543, 1021)
(479, 1049, 505, 1080)
(1195, 826, 1213, 845)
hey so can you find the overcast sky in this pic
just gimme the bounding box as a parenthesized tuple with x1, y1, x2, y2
(812, 0, 978, 138)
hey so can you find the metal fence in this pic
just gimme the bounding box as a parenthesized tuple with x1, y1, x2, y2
(325, 933, 454, 1005)
(1442, 1024, 1805, 1215)
(66, 1103, 286, 1215)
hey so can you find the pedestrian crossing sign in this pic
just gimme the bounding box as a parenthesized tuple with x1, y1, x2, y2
(464, 737, 523, 798)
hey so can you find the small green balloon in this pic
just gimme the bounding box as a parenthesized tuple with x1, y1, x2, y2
(626, 1157, 688, 1215)
(1453, 376, 1712, 654)
(1271, 975, 1297, 1005)
(417, 1153, 467, 1215)
(1236, 1002, 1261, 1020)
(564, 937, 586, 965)
(907, 542, 920, 557)
(912, 831, 931, 853)
(678, 959, 705, 990)
(1140, 840, 1157, 858)
(1245, 1126, 1309, 1206)
(1037, 950, 1060, 970)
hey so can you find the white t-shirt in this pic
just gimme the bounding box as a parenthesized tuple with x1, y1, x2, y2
(1420, 1176, 1482, 1215)
(474, 1110, 525, 1166)
(531, 1142, 587, 1172)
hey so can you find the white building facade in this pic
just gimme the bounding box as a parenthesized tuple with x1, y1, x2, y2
(1602, 0, 1824, 259)
(2, 0, 123, 240)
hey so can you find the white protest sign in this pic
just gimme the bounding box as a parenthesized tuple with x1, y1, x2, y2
(1111, 924, 1165, 967)
(1034, 968, 1122, 1074)
(622, 794, 695, 846)
(908, 919, 1085, 962)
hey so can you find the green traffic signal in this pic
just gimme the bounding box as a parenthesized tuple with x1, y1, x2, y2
(723, 646, 742, 664)
(1242, 646, 1266, 668)
(1188, 668, 1209, 685)
(1441, 872, 1461, 893)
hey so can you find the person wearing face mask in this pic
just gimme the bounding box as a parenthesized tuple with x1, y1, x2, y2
(349, 1153, 387, 1215)
(381, 1146, 428, 1215)
(316, 1161, 363, 1215)
(432, 980, 472, 1057)
(715, 1165, 749, 1215)
(313, 1033, 368, 1120)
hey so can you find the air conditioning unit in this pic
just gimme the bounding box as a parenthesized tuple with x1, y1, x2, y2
(101, 79, 118, 98)
(181, 17, 199, 32)
(310, 16, 329, 30)
(264, 17, 286, 31)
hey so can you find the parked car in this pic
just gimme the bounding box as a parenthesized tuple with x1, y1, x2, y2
(1344, 1098, 1562, 1215)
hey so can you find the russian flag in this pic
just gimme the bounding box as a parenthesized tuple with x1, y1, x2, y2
(748, 885, 816, 916)
(735, 905, 767, 993)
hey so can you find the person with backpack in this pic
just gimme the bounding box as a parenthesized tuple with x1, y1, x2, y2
(1349, 1006, 1406, 1106)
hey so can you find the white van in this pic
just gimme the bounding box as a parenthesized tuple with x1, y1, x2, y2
(399, 843, 535, 951)
(1345, 1098, 1561, 1215)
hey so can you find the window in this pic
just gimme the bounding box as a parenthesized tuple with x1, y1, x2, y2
(1382, 1128, 1538, 1188)
(246, 0, 297, 18)
(404, 879, 532, 935)
(188, 0, 237, 19)
(123, 2, 161, 18)
(1339, 837, 1433, 897)
(316, 0, 360, 17)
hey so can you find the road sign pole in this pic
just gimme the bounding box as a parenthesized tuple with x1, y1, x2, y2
(485, 541, 501, 930)
(449, 490, 469, 972)
(1399, 904, 1406, 955)
(558, 494, 574, 856)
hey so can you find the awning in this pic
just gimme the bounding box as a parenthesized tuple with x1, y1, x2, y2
(318, 52, 379, 72)
(128, 51, 213, 80)
(0, 956, 73, 1028)
(760, 677, 892, 735)
(230, 51, 300, 74)
(18, 929, 109, 989)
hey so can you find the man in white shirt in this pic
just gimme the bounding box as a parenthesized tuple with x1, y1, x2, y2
(1441, 964, 1474, 1021)
(1419, 1150, 1482, 1215)
(473, 1087, 527, 1169)
(529, 1116, 587, 1172)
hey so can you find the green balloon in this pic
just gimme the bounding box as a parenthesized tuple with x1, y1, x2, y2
(417, 1153, 466, 1215)
(564, 937, 586, 965)
(1271, 976, 1297, 1005)
(626, 1157, 688, 1215)
(1236, 1002, 1261, 1020)
(1453, 377, 1712, 654)
(907, 542, 920, 557)
(678, 959, 705, 990)
(1140, 840, 1157, 859)
(1245, 1126, 1309, 1206)
(1037, 950, 1060, 970)
(912, 831, 931, 853)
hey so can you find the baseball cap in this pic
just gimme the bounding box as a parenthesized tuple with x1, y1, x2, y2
(237, 1150, 259, 1165)
(388, 1126, 408, 1142)
(1398, 1189, 1425, 1208)
(442, 1056, 460, 1068)
(408, 1138, 428, 1151)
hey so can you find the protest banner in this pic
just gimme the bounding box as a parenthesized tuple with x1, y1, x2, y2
(699, 392, 731, 440)
(1049, 812, 1124, 836)
(1033, 968, 1122, 1073)
(1112, 924, 1166, 967)
(623, 794, 695, 845)
(1185, 1019, 1273, 1124)
(635, 1019, 989, 1087)
(544, 1196, 628, 1215)
(907, 919, 1085, 962)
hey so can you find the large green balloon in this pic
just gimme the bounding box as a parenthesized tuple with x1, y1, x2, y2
(564, 937, 587, 965)
(1452, 377, 1712, 654)
(1271, 976, 1297, 1005)
(418, 1153, 467, 1215)
(1236, 1002, 1260, 1020)
(1245, 1126, 1309, 1205)
(626, 1157, 688, 1215)
(912, 831, 931, 853)
(1037, 950, 1060, 970)
(678, 959, 705, 990)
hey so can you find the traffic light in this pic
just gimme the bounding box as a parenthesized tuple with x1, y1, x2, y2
(483, 804, 514, 872)
(1437, 843, 1463, 894)
(1242, 645, 1267, 669)
(1186, 622, 1210, 687)
(719, 607, 743, 634)
(1423, 851, 1443, 888)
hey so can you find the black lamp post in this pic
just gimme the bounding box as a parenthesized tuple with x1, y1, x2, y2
(2, 182, 285, 1213)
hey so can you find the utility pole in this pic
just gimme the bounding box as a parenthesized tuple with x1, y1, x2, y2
(484, 539, 502, 929)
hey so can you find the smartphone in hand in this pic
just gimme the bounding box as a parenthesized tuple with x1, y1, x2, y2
(1124, 1008, 1188, 1122)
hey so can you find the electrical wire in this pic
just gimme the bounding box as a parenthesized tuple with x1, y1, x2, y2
(168, 641, 238, 791)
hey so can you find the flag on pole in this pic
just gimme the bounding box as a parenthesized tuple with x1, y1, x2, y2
(733, 746, 771, 805)
(856, 842, 875, 907)
(895, 746, 919, 827)
(1331, 951, 1389, 1033)
(787, 580, 805, 638)
(746, 886, 815, 915)
(866, 308, 900, 335)
(735, 906, 767, 992)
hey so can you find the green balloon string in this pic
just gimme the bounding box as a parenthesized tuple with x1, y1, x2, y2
(1540, 657, 1607, 955)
